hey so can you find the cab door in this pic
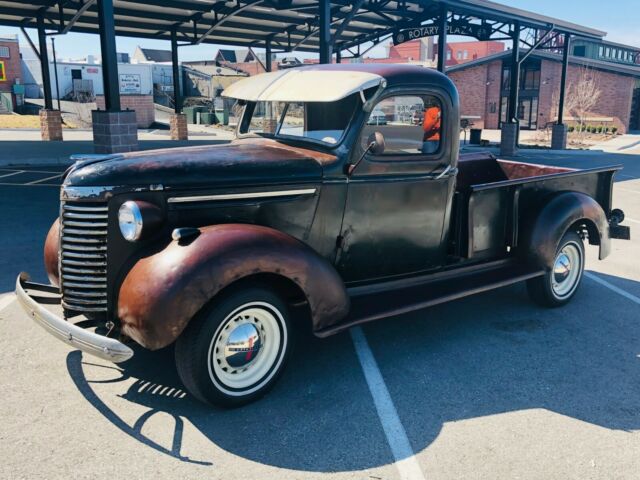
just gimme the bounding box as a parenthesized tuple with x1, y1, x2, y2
(336, 92, 456, 283)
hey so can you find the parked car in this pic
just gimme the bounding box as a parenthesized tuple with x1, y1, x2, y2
(17, 64, 630, 407)
(367, 110, 387, 125)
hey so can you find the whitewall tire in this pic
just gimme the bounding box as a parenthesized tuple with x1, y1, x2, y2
(175, 287, 292, 407)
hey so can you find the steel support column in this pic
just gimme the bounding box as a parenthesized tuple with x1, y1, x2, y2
(171, 28, 181, 113)
(97, 0, 120, 111)
(265, 38, 272, 72)
(36, 12, 53, 110)
(51, 37, 61, 111)
(318, 0, 332, 64)
(436, 5, 447, 73)
(501, 22, 521, 156)
(336, 49, 341, 63)
(557, 33, 571, 125)
(507, 22, 521, 125)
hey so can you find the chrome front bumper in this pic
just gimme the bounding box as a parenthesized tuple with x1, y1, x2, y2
(15, 273, 133, 363)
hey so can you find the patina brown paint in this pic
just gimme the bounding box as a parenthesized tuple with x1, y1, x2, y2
(43, 219, 60, 287)
(498, 160, 574, 180)
(118, 224, 350, 350)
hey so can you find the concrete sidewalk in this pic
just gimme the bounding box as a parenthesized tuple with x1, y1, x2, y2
(0, 127, 235, 166)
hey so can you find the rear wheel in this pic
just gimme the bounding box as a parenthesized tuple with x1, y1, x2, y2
(175, 287, 292, 407)
(527, 230, 585, 308)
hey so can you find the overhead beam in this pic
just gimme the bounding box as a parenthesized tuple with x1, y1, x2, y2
(60, 0, 97, 35)
(195, 0, 264, 45)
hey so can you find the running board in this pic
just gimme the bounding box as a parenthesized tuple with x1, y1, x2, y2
(314, 263, 544, 337)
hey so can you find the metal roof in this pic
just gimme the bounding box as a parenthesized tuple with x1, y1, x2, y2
(0, 1, 606, 53)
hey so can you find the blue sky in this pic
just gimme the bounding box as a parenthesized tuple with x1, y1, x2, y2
(1, 0, 638, 62)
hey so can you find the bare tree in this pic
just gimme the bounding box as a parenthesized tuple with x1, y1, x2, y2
(549, 85, 578, 126)
(568, 66, 601, 143)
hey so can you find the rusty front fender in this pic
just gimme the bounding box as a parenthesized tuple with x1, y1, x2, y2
(117, 224, 350, 350)
(44, 218, 60, 287)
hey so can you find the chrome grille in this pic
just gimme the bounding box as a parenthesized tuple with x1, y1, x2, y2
(60, 201, 108, 313)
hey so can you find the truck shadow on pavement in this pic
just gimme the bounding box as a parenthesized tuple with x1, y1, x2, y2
(65, 274, 640, 472)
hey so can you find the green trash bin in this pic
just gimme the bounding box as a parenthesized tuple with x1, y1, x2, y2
(200, 112, 215, 125)
(183, 106, 196, 124)
(215, 107, 229, 126)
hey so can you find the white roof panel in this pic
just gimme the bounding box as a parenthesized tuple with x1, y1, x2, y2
(222, 69, 383, 102)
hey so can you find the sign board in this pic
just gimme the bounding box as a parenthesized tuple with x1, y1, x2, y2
(86, 67, 99, 74)
(393, 21, 493, 45)
(119, 73, 142, 94)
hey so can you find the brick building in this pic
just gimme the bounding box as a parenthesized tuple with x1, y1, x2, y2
(0, 34, 22, 112)
(448, 49, 640, 133)
(435, 40, 505, 66)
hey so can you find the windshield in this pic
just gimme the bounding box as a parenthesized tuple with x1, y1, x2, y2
(239, 93, 360, 146)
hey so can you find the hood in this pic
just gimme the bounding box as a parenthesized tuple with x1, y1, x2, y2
(64, 138, 334, 189)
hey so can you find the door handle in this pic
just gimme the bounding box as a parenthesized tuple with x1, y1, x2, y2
(434, 165, 457, 180)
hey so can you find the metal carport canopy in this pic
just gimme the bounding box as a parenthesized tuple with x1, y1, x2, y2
(0, 0, 605, 53)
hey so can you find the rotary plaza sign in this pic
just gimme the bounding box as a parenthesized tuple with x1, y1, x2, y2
(393, 21, 493, 45)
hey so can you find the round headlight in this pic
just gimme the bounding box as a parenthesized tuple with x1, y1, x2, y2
(118, 201, 143, 242)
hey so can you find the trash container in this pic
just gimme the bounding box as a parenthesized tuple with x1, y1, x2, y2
(469, 128, 482, 145)
(183, 106, 196, 124)
(215, 107, 229, 126)
(200, 112, 215, 125)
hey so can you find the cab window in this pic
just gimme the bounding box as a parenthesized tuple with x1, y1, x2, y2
(362, 95, 442, 156)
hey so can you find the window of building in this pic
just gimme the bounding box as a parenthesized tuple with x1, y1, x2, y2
(0, 46, 9, 58)
(573, 46, 586, 57)
(502, 67, 510, 90)
(362, 95, 442, 156)
(446, 50, 452, 60)
(605, 47, 611, 57)
(522, 68, 540, 90)
(599, 46, 604, 58)
(456, 51, 462, 60)
(463, 50, 469, 59)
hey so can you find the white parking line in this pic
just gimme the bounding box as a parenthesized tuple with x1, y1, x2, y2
(0, 170, 23, 179)
(585, 272, 640, 306)
(0, 293, 16, 313)
(26, 173, 63, 185)
(350, 327, 426, 480)
(626, 217, 640, 225)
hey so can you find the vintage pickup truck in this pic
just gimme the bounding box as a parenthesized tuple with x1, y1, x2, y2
(17, 64, 630, 407)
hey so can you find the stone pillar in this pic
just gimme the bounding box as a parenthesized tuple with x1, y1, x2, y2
(40, 109, 63, 141)
(92, 110, 138, 154)
(170, 113, 188, 140)
(500, 123, 519, 157)
(551, 123, 568, 150)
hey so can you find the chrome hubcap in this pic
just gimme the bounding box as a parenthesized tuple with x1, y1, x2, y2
(551, 243, 582, 298)
(207, 302, 286, 395)
(223, 323, 262, 368)
(553, 253, 571, 284)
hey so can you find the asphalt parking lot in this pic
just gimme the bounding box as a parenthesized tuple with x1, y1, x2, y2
(1, 148, 639, 479)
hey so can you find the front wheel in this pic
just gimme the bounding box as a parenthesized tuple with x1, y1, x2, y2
(175, 287, 292, 407)
(527, 230, 585, 308)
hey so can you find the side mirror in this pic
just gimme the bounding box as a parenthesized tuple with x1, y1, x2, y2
(367, 131, 385, 156)
(347, 131, 386, 177)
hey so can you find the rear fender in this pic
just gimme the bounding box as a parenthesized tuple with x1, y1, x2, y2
(117, 224, 350, 350)
(522, 191, 610, 269)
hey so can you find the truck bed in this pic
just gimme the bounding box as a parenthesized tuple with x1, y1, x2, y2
(451, 152, 621, 259)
